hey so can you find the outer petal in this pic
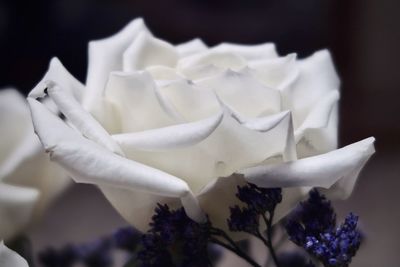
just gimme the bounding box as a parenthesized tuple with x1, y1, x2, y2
(295, 90, 339, 158)
(198, 174, 248, 238)
(83, 19, 149, 124)
(28, 98, 205, 222)
(99, 185, 174, 231)
(247, 53, 299, 90)
(284, 50, 340, 128)
(28, 57, 84, 101)
(1, 89, 69, 234)
(211, 43, 278, 60)
(28, 98, 186, 196)
(104, 71, 180, 132)
(0, 131, 39, 180)
(0, 241, 29, 267)
(123, 32, 178, 71)
(176, 38, 208, 57)
(0, 183, 39, 240)
(44, 82, 124, 156)
(2, 149, 69, 224)
(239, 137, 375, 192)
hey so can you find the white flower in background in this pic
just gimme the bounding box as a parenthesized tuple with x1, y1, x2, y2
(28, 18, 375, 234)
(0, 89, 68, 240)
(0, 241, 28, 267)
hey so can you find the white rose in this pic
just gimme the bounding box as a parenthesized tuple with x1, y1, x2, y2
(0, 89, 69, 240)
(27, 18, 375, 234)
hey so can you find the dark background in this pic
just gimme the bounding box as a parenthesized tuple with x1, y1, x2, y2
(0, 0, 399, 266)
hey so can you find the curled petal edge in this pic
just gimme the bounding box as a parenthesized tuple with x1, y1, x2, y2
(27, 98, 205, 222)
(239, 137, 375, 191)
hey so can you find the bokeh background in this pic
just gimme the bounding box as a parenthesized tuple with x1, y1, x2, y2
(0, 0, 399, 266)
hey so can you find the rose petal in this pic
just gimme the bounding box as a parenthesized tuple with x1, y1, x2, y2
(241, 111, 297, 162)
(28, 99, 204, 221)
(100, 184, 206, 230)
(0, 132, 40, 181)
(83, 18, 149, 113)
(197, 174, 248, 238)
(177, 50, 247, 73)
(123, 32, 178, 71)
(99, 185, 174, 231)
(0, 241, 29, 266)
(196, 69, 281, 117)
(247, 53, 299, 90)
(211, 42, 278, 60)
(28, 98, 205, 221)
(178, 64, 224, 80)
(284, 50, 340, 128)
(0, 90, 32, 165)
(2, 149, 69, 223)
(44, 81, 124, 156)
(104, 71, 180, 132)
(28, 57, 83, 101)
(1, 89, 69, 236)
(112, 111, 223, 151)
(239, 137, 375, 194)
(146, 66, 184, 81)
(197, 174, 306, 238)
(295, 90, 339, 158)
(0, 183, 39, 240)
(176, 38, 208, 57)
(28, 98, 188, 196)
(159, 79, 221, 121)
(113, 109, 295, 194)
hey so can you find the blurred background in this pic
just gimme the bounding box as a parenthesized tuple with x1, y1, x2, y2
(0, 0, 399, 266)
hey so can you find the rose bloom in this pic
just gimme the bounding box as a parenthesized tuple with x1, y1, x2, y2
(0, 89, 68, 240)
(28, 18, 374, 234)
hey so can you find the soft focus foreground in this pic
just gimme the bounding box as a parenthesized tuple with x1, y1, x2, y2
(29, 153, 398, 266)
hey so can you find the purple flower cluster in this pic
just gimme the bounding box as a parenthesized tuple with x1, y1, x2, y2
(37, 186, 363, 267)
(228, 184, 282, 235)
(286, 190, 361, 267)
(137, 204, 212, 267)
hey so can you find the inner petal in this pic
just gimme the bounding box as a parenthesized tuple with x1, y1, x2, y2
(123, 32, 178, 72)
(104, 71, 179, 133)
(211, 43, 278, 60)
(196, 69, 282, 117)
(113, 110, 294, 194)
(159, 79, 221, 121)
(178, 51, 247, 73)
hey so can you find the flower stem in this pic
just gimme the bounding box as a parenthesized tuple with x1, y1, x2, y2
(209, 227, 262, 267)
(262, 212, 281, 267)
(209, 238, 261, 267)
